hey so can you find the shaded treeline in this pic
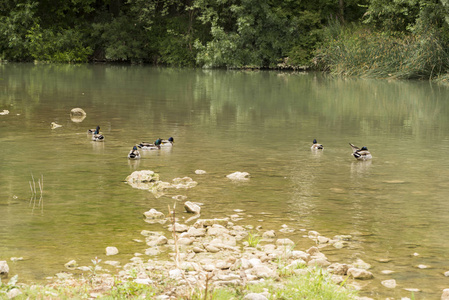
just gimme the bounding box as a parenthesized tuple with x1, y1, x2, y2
(2, 0, 449, 77)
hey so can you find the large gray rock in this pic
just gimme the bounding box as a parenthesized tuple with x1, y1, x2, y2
(184, 201, 201, 214)
(226, 172, 250, 181)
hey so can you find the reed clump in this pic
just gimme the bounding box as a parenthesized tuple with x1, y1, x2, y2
(315, 24, 449, 80)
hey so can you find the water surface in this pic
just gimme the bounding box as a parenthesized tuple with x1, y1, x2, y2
(1, 64, 449, 298)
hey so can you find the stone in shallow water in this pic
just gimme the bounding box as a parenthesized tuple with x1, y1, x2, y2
(381, 270, 395, 275)
(381, 279, 397, 288)
(106, 246, 119, 256)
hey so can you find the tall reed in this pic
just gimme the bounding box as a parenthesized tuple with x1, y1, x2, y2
(315, 24, 449, 79)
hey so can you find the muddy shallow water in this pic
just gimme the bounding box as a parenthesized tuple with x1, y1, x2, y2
(1, 63, 449, 298)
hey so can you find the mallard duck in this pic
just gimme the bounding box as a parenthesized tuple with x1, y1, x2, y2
(311, 139, 323, 150)
(138, 138, 162, 150)
(349, 143, 372, 160)
(161, 137, 174, 147)
(88, 125, 100, 134)
(92, 126, 104, 142)
(128, 146, 141, 159)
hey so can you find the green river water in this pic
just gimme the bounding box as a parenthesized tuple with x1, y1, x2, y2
(1, 63, 449, 298)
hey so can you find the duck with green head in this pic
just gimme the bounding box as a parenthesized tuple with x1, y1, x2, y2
(311, 139, 323, 150)
(161, 137, 174, 147)
(138, 138, 162, 150)
(128, 146, 141, 159)
(92, 126, 104, 142)
(349, 143, 372, 160)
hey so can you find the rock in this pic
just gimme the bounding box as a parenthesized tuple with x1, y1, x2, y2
(70, 108, 86, 122)
(381, 279, 397, 289)
(262, 230, 276, 239)
(276, 238, 295, 246)
(126, 171, 161, 190)
(207, 226, 230, 236)
(194, 218, 229, 228)
(444, 271, 449, 277)
(347, 268, 374, 280)
(9, 257, 23, 262)
(143, 208, 165, 219)
(205, 245, 220, 253)
(7, 288, 22, 299)
(184, 201, 201, 214)
(417, 264, 428, 269)
(106, 247, 119, 256)
(243, 293, 269, 300)
(145, 248, 161, 256)
(172, 195, 188, 201)
(381, 270, 395, 274)
(226, 171, 250, 181)
(291, 251, 310, 262)
(333, 241, 346, 249)
(169, 223, 189, 232)
(147, 236, 168, 247)
(104, 261, 121, 267)
(0, 110, 10, 115)
(193, 247, 206, 253)
(51, 122, 62, 129)
(171, 177, 198, 189)
(134, 278, 153, 285)
(177, 238, 193, 245)
(169, 269, 183, 279)
(77, 266, 91, 272)
(442, 289, 449, 300)
(64, 260, 77, 269)
(0, 261, 10, 275)
(187, 227, 206, 237)
(306, 246, 320, 256)
(328, 263, 350, 275)
(308, 231, 320, 238)
(195, 170, 207, 175)
(308, 258, 330, 267)
(353, 258, 371, 270)
(317, 236, 330, 244)
(250, 265, 276, 278)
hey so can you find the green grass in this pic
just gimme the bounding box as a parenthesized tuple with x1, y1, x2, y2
(315, 24, 449, 80)
(246, 232, 261, 248)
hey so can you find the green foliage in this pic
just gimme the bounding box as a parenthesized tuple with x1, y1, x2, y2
(26, 25, 92, 63)
(247, 269, 357, 300)
(109, 279, 157, 298)
(315, 24, 449, 79)
(246, 232, 261, 247)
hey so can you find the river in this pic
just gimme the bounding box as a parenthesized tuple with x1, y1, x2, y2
(1, 63, 449, 298)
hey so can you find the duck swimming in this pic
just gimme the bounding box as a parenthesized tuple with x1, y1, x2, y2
(128, 146, 141, 159)
(161, 137, 174, 147)
(311, 139, 323, 150)
(138, 138, 162, 150)
(92, 126, 104, 142)
(88, 126, 100, 134)
(349, 143, 372, 160)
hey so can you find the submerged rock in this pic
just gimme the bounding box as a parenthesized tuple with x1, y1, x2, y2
(381, 279, 397, 289)
(347, 267, 374, 280)
(64, 260, 77, 270)
(70, 108, 86, 123)
(195, 170, 207, 175)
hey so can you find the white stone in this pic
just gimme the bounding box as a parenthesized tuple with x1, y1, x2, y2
(195, 170, 207, 175)
(143, 208, 165, 219)
(442, 289, 449, 300)
(226, 171, 250, 181)
(64, 260, 77, 269)
(243, 293, 268, 300)
(106, 246, 119, 256)
(0, 261, 9, 275)
(262, 230, 276, 239)
(7, 288, 22, 299)
(104, 261, 120, 267)
(184, 201, 201, 214)
(276, 238, 295, 246)
(134, 278, 153, 285)
(381, 279, 397, 289)
(169, 269, 183, 279)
